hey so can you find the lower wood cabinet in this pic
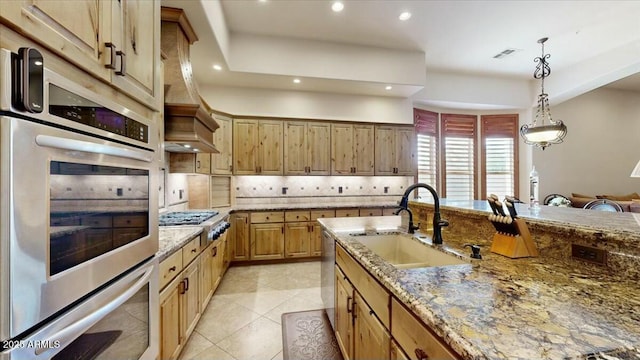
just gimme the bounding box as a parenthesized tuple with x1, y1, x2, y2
(391, 340, 411, 360)
(335, 266, 354, 360)
(250, 223, 285, 260)
(230, 212, 250, 261)
(285, 222, 311, 257)
(182, 258, 201, 341)
(354, 291, 391, 360)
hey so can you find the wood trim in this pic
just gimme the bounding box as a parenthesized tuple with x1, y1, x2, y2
(161, 7, 199, 44)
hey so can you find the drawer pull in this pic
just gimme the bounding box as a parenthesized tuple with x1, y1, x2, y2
(415, 348, 429, 360)
(212, 246, 218, 257)
(184, 278, 189, 292)
(191, 248, 197, 253)
(168, 266, 176, 272)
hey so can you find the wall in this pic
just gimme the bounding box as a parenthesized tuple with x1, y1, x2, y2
(533, 87, 640, 199)
(161, 152, 189, 212)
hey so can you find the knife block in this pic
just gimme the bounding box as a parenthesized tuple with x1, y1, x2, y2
(490, 218, 538, 258)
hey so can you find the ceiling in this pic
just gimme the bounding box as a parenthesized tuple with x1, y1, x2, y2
(162, 0, 640, 105)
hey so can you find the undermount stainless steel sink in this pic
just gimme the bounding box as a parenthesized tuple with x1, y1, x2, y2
(351, 233, 467, 269)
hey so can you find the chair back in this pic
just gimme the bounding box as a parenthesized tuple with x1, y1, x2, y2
(583, 199, 624, 212)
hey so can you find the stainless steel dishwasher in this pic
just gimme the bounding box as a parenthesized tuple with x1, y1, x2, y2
(321, 230, 336, 329)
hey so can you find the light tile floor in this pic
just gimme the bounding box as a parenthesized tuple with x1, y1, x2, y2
(178, 261, 324, 360)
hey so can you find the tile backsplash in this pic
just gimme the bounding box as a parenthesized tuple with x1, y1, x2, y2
(234, 176, 414, 198)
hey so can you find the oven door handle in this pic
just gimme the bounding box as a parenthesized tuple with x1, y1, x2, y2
(35, 134, 153, 162)
(32, 264, 154, 356)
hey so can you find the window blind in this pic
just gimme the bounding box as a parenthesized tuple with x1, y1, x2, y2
(442, 114, 477, 200)
(481, 114, 519, 199)
(414, 109, 438, 198)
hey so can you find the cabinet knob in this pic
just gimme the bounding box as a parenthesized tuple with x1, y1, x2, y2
(191, 248, 197, 253)
(415, 348, 429, 360)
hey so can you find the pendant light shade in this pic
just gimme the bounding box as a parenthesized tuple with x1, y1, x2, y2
(631, 160, 640, 178)
(520, 37, 567, 150)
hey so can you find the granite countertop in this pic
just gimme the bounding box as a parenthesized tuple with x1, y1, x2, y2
(319, 216, 640, 360)
(157, 226, 203, 262)
(412, 199, 640, 246)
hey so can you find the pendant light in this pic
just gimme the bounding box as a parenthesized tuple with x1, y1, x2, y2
(631, 160, 640, 178)
(520, 37, 567, 150)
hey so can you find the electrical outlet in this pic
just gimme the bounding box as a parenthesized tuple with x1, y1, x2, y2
(338, 186, 343, 194)
(571, 244, 607, 265)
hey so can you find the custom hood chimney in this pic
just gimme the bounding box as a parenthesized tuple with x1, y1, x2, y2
(161, 7, 219, 153)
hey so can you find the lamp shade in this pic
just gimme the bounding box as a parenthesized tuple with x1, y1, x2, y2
(631, 160, 640, 178)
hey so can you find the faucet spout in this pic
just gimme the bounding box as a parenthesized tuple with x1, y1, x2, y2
(397, 183, 448, 244)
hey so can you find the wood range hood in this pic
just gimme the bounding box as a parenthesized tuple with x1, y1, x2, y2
(161, 7, 219, 153)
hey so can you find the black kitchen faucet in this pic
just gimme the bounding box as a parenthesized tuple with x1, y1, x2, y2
(394, 183, 449, 244)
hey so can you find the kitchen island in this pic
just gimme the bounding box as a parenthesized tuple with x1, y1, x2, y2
(319, 215, 640, 359)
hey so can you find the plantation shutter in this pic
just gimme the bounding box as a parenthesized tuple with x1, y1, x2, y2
(414, 109, 438, 194)
(481, 114, 519, 199)
(441, 114, 477, 200)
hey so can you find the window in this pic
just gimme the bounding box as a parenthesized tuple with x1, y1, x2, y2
(414, 110, 519, 201)
(481, 115, 519, 199)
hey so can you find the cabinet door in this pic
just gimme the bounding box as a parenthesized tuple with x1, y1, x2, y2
(311, 223, 323, 256)
(284, 222, 311, 258)
(250, 223, 285, 260)
(1, 0, 111, 82)
(308, 122, 331, 175)
(353, 292, 390, 360)
(395, 127, 417, 175)
(230, 213, 250, 261)
(391, 340, 410, 360)
(233, 119, 259, 174)
(169, 153, 210, 174)
(258, 120, 284, 175)
(199, 245, 214, 311)
(182, 258, 201, 340)
(160, 276, 184, 360)
(335, 266, 354, 360)
(375, 126, 396, 175)
(331, 123, 354, 175)
(284, 121, 308, 175)
(110, 0, 161, 109)
(212, 115, 233, 175)
(353, 124, 375, 175)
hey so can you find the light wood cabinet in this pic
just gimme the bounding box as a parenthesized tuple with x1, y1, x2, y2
(375, 125, 417, 176)
(335, 208, 360, 218)
(182, 257, 201, 340)
(160, 275, 183, 360)
(391, 298, 458, 360)
(359, 208, 383, 217)
(335, 266, 354, 360)
(284, 121, 331, 175)
(170, 153, 211, 174)
(391, 340, 411, 360)
(187, 175, 231, 209)
(354, 291, 391, 360)
(199, 243, 214, 311)
(1, 0, 161, 109)
(250, 223, 285, 260)
(233, 119, 283, 175)
(331, 123, 374, 175)
(109, 0, 161, 109)
(211, 114, 233, 175)
(230, 212, 250, 261)
(284, 222, 311, 258)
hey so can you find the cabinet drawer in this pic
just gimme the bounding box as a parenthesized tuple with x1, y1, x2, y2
(285, 211, 311, 222)
(113, 214, 148, 228)
(335, 208, 360, 217)
(81, 215, 112, 228)
(359, 208, 383, 217)
(336, 244, 390, 328)
(159, 250, 183, 290)
(310, 210, 335, 221)
(182, 236, 201, 266)
(251, 211, 285, 223)
(391, 298, 458, 360)
(383, 208, 399, 216)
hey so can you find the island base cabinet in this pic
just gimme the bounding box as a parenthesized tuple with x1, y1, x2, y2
(391, 298, 458, 360)
(335, 266, 354, 360)
(354, 291, 390, 360)
(391, 340, 411, 360)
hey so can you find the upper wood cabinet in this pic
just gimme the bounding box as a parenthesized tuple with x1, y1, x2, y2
(284, 121, 331, 175)
(109, 0, 161, 110)
(375, 125, 417, 176)
(169, 153, 210, 174)
(233, 119, 283, 175)
(1, 0, 162, 110)
(211, 114, 233, 175)
(331, 123, 374, 175)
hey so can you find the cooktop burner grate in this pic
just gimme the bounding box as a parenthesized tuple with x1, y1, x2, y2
(159, 210, 219, 226)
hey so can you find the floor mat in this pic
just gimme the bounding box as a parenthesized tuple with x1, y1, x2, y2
(281, 309, 343, 360)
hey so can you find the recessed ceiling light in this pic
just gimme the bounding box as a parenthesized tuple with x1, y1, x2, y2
(385, 86, 393, 90)
(332, 1, 344, 12)
(183, 144, 191, 148)
(258, 0, 267, 3)
(193, 148, 199, 152)
(399, 11, 412, 21)
(213, 64, 222, 71)
(293, 78, 301, 84)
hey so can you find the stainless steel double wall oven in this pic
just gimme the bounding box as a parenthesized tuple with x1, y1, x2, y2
(0, 48, 159, 359)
